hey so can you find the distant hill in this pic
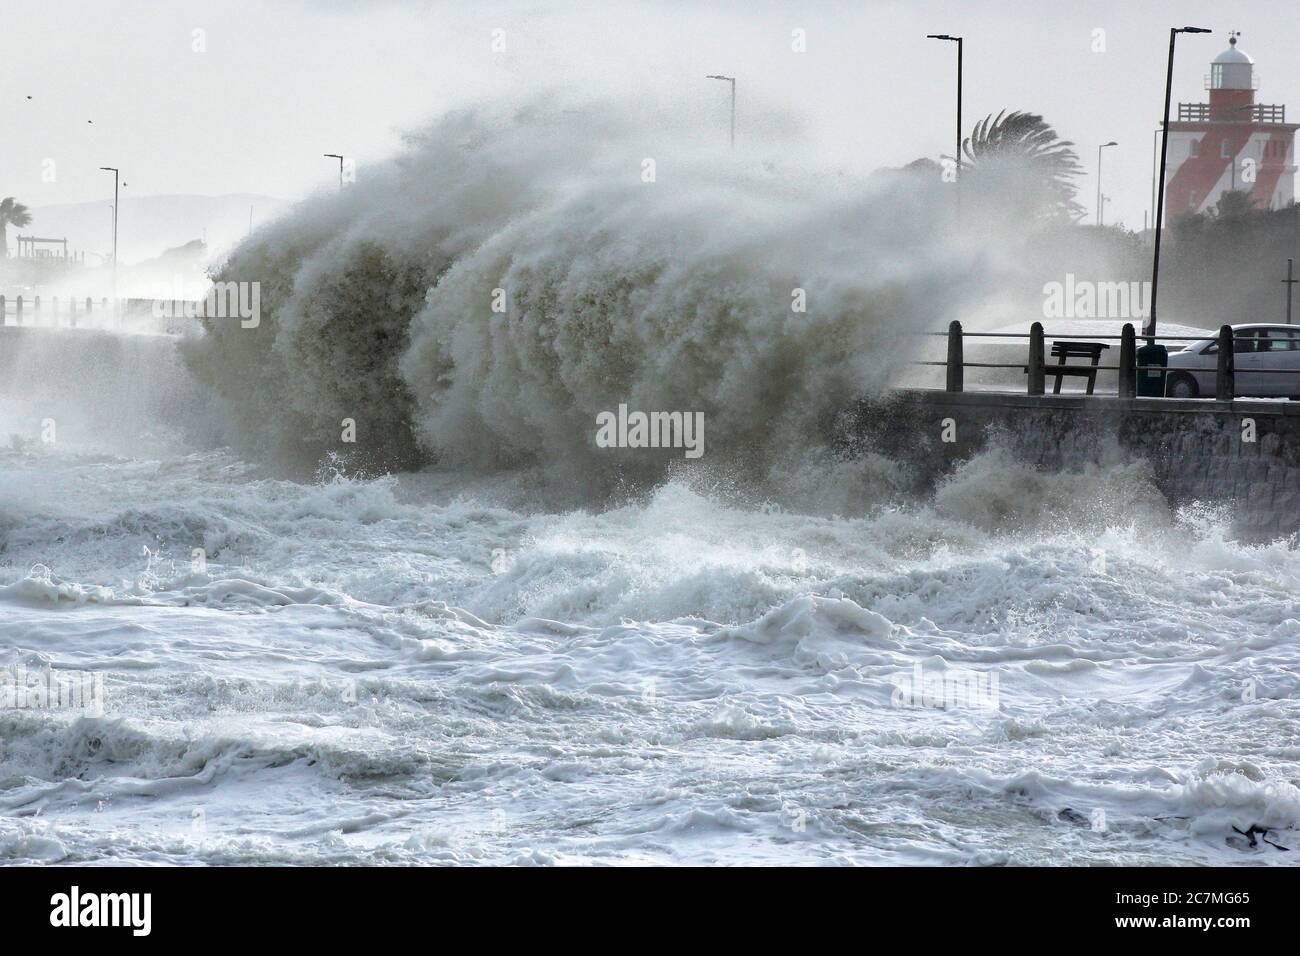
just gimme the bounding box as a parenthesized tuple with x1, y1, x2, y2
(25, 193, 293, 266)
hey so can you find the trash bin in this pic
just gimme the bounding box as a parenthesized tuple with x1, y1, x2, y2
(1136, 341, 1168, 397)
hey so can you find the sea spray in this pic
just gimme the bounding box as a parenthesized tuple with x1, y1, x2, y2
(181, 98, 1017, 493)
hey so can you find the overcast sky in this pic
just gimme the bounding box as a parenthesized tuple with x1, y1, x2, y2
(3, 0, 1297, 230)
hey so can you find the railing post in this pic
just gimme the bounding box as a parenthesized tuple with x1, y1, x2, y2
(1216, 324, 1235, 400)
(15, 296, 22, 325)
(1028, 321, 1045, 395)
(1119, 323, 1136, 398)
(945, 320, 963, 392)
(33, 295, 40, 326)
(0, 295, 5, 327)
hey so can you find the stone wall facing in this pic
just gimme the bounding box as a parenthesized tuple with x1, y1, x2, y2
(844, 389, 1300, 540)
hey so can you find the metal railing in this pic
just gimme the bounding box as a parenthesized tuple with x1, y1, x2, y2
(915, 322, 1300, 400)
(1178, 101, 1285, 123)
(0, 294, 112, 329)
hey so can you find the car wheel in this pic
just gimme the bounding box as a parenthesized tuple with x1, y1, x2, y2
(1167, 373, 1199, 398)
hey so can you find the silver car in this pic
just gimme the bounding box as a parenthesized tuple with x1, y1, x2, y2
(1165, 324, 1300, 398)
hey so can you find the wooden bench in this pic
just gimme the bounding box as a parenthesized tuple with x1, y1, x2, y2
(1048, 341, 1109, 394)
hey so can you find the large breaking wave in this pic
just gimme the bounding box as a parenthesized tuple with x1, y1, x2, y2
(183, 99, 1012, 495)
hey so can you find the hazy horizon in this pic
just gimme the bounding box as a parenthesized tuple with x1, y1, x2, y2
(6, 0, 1300, 237)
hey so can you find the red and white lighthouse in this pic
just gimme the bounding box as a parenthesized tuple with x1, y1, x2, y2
(1164, 33, 1297, 217)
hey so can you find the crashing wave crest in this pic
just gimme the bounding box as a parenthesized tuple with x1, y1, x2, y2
(183, 99, 978, 494)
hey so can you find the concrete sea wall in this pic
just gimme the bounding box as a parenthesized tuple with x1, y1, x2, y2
(847, 389, 1300, 540)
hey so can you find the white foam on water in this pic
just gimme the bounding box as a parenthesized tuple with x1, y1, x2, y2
(2, 437, 1299, 865)
(3, 99, 1299, 865)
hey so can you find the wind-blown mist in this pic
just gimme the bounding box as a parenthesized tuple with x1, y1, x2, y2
(184, 100, 1043, 495)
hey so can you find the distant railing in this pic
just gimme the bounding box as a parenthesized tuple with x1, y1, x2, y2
(0, 294, 112, 329)
(0, 295, 204, 334)
(1178, 101, 1285, 123)
(915, 322, 1300, 400)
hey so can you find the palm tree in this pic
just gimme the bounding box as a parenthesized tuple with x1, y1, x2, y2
(950, 111, 1085, 221)
(0, 197, 33, 259)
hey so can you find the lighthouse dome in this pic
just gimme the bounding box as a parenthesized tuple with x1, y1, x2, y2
(1210, 35, 1254, 89)
(1213, 40, 1254, 65)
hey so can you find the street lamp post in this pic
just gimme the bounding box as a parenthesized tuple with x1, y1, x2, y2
(1283, 258, 1297, 325)
(926, 34, 963, 214)
(1150, 125, 1163, 244)
(705, 75, 736, 148)
(324, 153, 344, 190)
(1149, 26, 1212, 339)
(1097, 141, 1117, 226)
(99, 166, 119, 323)
(98, 167, 118, 264)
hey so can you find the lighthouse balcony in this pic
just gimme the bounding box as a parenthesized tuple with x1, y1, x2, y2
(1178, 102, 1287, 123)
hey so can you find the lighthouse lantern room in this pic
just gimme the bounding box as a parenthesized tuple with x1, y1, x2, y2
(1164, 33, 1298, 217)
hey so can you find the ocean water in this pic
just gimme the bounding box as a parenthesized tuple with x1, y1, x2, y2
(3, 103, 1299, 865)
(2, 438, 1299, 865)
